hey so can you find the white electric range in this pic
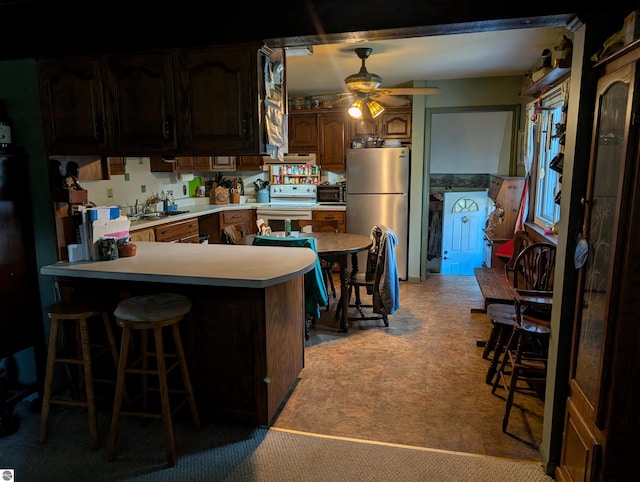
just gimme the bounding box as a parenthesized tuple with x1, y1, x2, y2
(256, 184, 318, 227)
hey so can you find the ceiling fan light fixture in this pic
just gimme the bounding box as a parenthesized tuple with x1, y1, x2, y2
(348, 98, 364, 119)
(345, 70, 382, 91)
(344, 47, 382, 92)
(366, 99, 385, 118)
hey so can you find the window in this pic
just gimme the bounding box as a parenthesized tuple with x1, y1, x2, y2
(529, 85, 566, 227)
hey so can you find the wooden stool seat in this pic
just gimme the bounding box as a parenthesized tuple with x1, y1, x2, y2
(40, 302, 120, 449)
(107, 293, 200, 467)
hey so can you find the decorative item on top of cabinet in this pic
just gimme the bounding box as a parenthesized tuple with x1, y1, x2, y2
(37, 58, 108, 156)
(312, 210, 346, 232)
(318, 112, 348, 171)
(103, 50, 177, 156)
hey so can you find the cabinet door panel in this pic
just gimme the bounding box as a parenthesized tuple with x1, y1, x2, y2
(175, 46, 257, 154)
(288, 113, 318, 152)
(318, 113, 346, 170)
(381, 109, 411, 140)
(104, 52, 177, 155)
(37, 58, 107, 155)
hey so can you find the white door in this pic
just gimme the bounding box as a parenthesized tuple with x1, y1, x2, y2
(441, 190, 488, 275)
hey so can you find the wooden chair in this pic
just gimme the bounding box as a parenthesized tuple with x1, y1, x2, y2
(337, 225, 399, 327)
(251, 235, 329, 340)
(483, 231, 530, 384)
(491, 242, 556, 432)
(298, 219, 339, 302)
(220, 222, 247, 244)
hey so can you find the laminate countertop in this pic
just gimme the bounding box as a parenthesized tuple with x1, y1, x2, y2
(127, 202, 345, 231)
(40, 241, 316, 288)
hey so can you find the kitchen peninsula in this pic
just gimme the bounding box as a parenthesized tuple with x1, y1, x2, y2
(41, 241, 316, 426)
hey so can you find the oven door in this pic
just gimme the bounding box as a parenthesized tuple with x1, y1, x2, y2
(256, 207, 313, 232)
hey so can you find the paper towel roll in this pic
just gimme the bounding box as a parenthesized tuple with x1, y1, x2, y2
(175, 172, 195, 182)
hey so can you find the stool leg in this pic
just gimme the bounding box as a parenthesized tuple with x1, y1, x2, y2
(39, 316, 60, 444)
(78, 316, 99, 449)
(101, 312, 120, 371)
(141, 330, 149, 412)
(171, 324, 201, 430)
(154, 326, 176, 467)
(107, 327, 131, 463)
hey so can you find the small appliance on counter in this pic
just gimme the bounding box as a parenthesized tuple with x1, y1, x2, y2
(317, 182, 346, 204)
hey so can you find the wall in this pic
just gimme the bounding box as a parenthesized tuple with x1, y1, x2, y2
(0, 59, 57, 384)
(407, 75, 527, 282)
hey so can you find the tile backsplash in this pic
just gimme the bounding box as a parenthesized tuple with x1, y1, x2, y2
(78, 157, 344, 210)
(80, 157, 268, 209)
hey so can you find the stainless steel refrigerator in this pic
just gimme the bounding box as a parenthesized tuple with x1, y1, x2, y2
(346, 147, 410, 280)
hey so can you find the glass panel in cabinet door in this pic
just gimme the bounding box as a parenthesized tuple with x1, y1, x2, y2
(574, 80, 629, 405)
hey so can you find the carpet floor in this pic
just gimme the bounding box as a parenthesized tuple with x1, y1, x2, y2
(0, 274, 552, 481)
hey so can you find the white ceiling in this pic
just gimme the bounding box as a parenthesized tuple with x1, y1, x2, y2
(285, 26, 570, 95)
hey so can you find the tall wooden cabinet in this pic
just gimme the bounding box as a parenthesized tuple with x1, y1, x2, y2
(556, 42, 640, 482)
(0, 149, 45, 429)
(483, 176, 525, 268)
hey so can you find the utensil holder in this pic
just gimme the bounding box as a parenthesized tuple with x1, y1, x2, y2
(257, 189, 269, 203)
(230, 192, 240, 204)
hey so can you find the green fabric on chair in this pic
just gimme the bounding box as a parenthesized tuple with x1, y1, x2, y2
(252, 235, 329, 319)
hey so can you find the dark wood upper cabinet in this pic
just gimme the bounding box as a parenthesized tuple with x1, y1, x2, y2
(103, 51, 178, 156)
(349, 107, 412, 143)
(174, 45, 261, 154)
(37, 58, 108, 155)
(318, 112, 347, 171)
(288, 113, 318, 152)
(37, 44, 282, 159)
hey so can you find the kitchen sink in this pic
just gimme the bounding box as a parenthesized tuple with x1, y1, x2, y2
(129, 210, 190, 221)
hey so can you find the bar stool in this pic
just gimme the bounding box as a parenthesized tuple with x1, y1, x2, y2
(107, 293, 200, 467)
(39, 301, 120, 448)
(482, 303, 515, 385)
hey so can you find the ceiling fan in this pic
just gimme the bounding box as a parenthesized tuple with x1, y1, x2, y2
(331, 47, 440, 119)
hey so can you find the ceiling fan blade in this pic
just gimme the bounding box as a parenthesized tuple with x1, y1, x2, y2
(374, 87, 440, 95)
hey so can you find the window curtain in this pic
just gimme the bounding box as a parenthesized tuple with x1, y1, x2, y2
(514, 102, 536, 232)
(515, 79, 569, 232)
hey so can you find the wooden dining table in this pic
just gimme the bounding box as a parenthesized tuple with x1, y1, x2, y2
(245, 231, 373, 332)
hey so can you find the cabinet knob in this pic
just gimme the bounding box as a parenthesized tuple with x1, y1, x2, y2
(164, 115, 174, 141)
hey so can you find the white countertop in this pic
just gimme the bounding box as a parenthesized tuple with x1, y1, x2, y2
(128, 202, 345, 231)
(40, 241, 316, 288)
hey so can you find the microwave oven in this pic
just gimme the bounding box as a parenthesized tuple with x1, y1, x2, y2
(317, 184, 346, 203)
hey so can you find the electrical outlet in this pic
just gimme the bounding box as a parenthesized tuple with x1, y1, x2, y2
(141, 185, 146, 193)
(107, 188, 113, 198)
(124, 173, 130, 181)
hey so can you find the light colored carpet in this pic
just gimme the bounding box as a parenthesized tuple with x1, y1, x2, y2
(1, 397, 553, 482)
